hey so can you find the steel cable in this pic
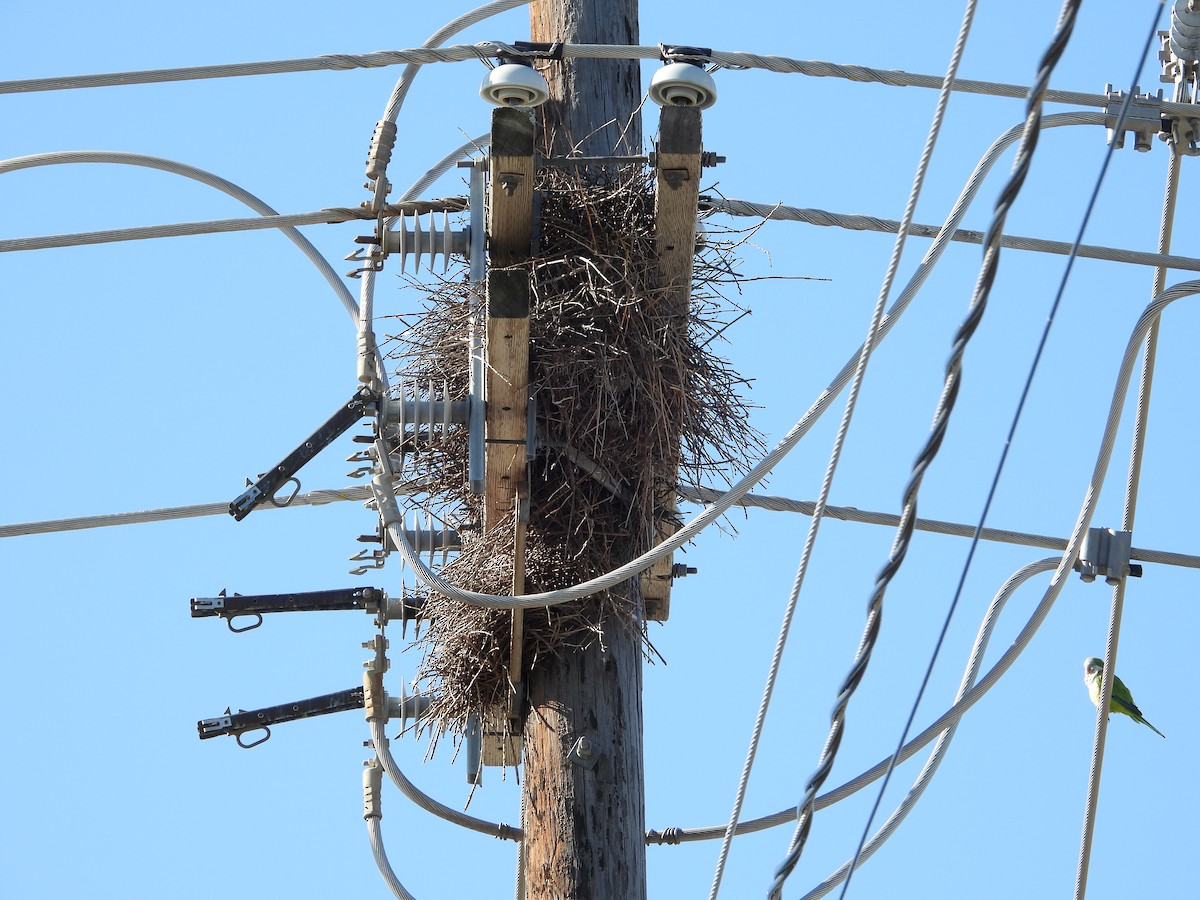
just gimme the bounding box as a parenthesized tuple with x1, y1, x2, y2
(1076, 10, 1179, 890)
(649, 277, 1200, 850)
(709, 3, 979, 895)
(7, 41, 1200, 120)
(769, 4, 1082, 895)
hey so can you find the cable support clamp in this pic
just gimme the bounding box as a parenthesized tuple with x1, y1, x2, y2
(1103, 84, 1164, 152)
(659, 43, 714, 65)
(507, 40, 565, 61)
(646, 827, 684, 846)
(1074, 527, 1142, 585)
(1157, 31, 1200, 154)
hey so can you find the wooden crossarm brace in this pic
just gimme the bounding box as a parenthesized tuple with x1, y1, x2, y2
(645, 106, 703, 622)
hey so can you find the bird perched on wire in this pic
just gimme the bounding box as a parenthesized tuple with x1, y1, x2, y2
(1083, 657, 1165, 738)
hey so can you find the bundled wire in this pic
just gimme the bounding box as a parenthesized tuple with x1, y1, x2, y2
(768, 2, 1082, 897)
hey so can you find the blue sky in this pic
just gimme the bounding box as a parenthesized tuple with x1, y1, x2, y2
(2, 1, 1197, 898)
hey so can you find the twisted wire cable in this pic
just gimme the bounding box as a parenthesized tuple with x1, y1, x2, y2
(0, 484, 381, 537)
(364, 759, 417, 900)
(0, 201, 466, 253)
(8, 195, 1200, 276)
(708, 3, 979, 896)
(798, 558, 1059, 899)
(675, 485, 1200, 569)
(7, 40, 1200, 120)
(769, 4, 1081, 895)
(367, 816, 414, 900)
(707, 199, 1200, 272)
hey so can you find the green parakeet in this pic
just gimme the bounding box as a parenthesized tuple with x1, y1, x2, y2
(1083, 657, 1165, 738)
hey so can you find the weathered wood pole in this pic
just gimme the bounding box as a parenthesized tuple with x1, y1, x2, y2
(521, 1, 648, 898)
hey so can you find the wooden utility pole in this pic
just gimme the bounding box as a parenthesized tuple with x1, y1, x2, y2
(521, 1, 648, 898)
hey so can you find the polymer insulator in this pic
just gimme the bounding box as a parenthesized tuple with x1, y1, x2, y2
(365, 120, 398, 181)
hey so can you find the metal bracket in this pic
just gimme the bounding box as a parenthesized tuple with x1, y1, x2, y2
(1103, 84, 1164, 152)
(568, 735, 601, 770)
(197, 687, 366, 747)
(229, 387, 378, 521)
(1075, 527, 1143, 585)
(1157, 31, 1200, 154)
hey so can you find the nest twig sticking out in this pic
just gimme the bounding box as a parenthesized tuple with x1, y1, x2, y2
(381, 166, 763, 748)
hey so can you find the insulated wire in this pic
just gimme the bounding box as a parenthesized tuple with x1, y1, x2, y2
(708, 199, 1200, 272)
(357, 6, 529, 884)
(647, 278, 1200, 847)
(368, 113, 1106, 611)
(370, 718, 521, 841)
(368, 817, 415, 900)
(708, 3, 978, 896)
(8, 197, 1200, 274)
(798, 558, 1060, 900)
(673, 486, 1200, 569)
(357, 1, 528, 388)
(8, 41, 1200, 121)
(770, 3, 1080, 896)
(1076, 20, 1178, 894)
(0, 151, 359, 320)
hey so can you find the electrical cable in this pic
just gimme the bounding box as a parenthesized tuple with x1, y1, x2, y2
(708, 199, 1200, 272)
(649, 276, 1200, 850)
(798, 558, 1059, 899)
(674, 485, 1200, 569)
(1076, 12, 1179, 892)
(368, 816, 415, 900)
(708, 3, 979, 895)
(7, 40, 1200, 121)
(0, 201, 465, 253)
(0, 150, 358, 319)
(364, 760, 417, 900)
(365, 113, 1107, 612)
(6, 189, 1198, 276)
(357, 0, 528, 391)
(370, 718, 522, 842)
(0, 485, 381, 537)
(770, 4, 1082, 894)
(381, 0, 531, 125)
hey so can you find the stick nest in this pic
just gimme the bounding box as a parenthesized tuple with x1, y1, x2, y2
(380, 166, 763, 747)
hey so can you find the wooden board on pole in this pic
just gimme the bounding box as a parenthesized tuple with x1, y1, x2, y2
(642, 106, 703, 622)
(483, 106, 535, 766)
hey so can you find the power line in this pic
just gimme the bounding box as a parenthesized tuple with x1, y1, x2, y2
(711, 2, 979, 893)
(770, 2, 1083, 895)
(709, 199, 1200, 272)
(7, 40, 1200, 120)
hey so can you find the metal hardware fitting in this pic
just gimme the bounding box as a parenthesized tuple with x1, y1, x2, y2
(1103, 84, 1164, 152)
(1158, 30, 1200, 154)
(647, 150, 726, 169)
(1075, 527, 1143, 585)
(568, 735, 601, 770)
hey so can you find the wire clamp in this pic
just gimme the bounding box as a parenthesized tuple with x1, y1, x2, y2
(1103, 84, 1164, 152)
(1157, 31, 1200, 154)
(1074, 527, 1142, 585)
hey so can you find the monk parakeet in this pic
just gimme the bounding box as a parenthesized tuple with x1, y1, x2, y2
(1083, 657, 1165, 738)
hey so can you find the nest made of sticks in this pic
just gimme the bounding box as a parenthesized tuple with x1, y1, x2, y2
(381, 165, 764, 747)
